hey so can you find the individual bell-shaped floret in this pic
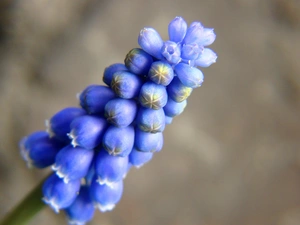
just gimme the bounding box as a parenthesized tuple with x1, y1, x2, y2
(42, 173, 81, 213)
(111, 71, 144, 99)
(183, 22, 204, 45)
(168, 16, 187, 43)
(136, 107, 165, 133)
(103, 63, 127, 86)
(174, 63, 204, 88)
(139, 82, 168, 110)
(197, 28, 216, 46)
(164, 98, 187, 117)
(161, 41, 181, 65)
(167, 77, 193, 103)
(124, 48, 153, 75)
(52, 145, 94, 183)
(69, 115, 107, 150)
(194, 48, 217, 67)
(94, 149, 128, 185)
(104, 98, 137, 128)
(20, 131, 65, 169)
(64, 186, 95, 225)
(181, 43, 203, 60)
(102, 125, 135, 157)
(46, 107, 86, 143)
(90, 176, 123, 212)
(134, 128, 163, 152)
(129, 147, 153, 168)
(138, 27, 164, 60)
(79, 85, 115, 115)
(148, 61, 174, 86)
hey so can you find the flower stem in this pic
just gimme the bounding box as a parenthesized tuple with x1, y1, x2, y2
(0, 177, 47, 225)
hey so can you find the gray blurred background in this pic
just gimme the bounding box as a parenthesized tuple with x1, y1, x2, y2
(0, 0, 300, 224)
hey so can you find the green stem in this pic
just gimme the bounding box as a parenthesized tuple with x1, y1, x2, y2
(0, 177, 47, 225)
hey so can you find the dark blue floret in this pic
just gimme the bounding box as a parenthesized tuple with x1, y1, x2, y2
(124, 48, 153, 75)
(94, 149, 128, 185)
(167, 77, 193, 102)
(148, 61, 174, 86)
(52, 145, 94, 183)
(20, 131, 65, 168)
(134, 128, 163, 152)
(129, 147, 153, 168)
(65, 186, 95, 225)
(102, 125, 135, 157)
(90, 176, 123, 212)
(69, 115, 107, 150)
(42, 173, 81, 213)
(79, 85, 115, 115)
(47, 107, 86, 143)
(104, 98, 137, 128)
(111, 71, 144, 99)
(139, 81, 168, 110)
(164, 97, 187, 117)
(103, 63, 127, 86)
(136, 107, 165, 133)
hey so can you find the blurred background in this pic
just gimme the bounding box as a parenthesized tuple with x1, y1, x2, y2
(0, 0, 300, 224)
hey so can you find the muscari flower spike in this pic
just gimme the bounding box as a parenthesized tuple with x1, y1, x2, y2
(19, 16, 216, 225)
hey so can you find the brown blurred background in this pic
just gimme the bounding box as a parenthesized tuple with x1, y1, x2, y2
(0, 0, 300, 224)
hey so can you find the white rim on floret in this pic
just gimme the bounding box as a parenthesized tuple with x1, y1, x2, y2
(42, 197, 60, 213)
(52, 164, 70, 184)
(95, 203, 115, 212)
(67, 130, 79, 147)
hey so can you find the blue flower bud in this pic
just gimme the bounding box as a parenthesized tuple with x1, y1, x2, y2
(165, 116, 173, 125)
(104, 98, 137, 128)
(79, 85, 115, 115)
(111, 71, 143, 99)
(42, 173, 81, 213)
(134, 128, 163, 152)
(129, 147, 153, 168)
(168, 16, 187, 43)
(138, 27, 164, 59)
(181, 43, 203, 60)
(183, 22, 204, 45)
(102, 125, 135, 157)
(65, 186, 95, 225)
(52, 145, 94, 183)
(69, 115, 107, 149)
(103, 63, 127, 86)
(148, 61, 174, 86)
(174, 63, 204, 88)
(94, 149, 128, 185)
(139, 82, 168, 110)
(197, 28, 216, 46)
(20, 131, 64, 168)
(124, 48, 153, 75)
(46, 107, 86, 143)
(161, 41, 181, 65)
(136, 107, 165, 133)
(164, 98, 187, 117)
(90, 176, 123, 212)
(194, 48, 217, 67)
(167, 77, 193, 102)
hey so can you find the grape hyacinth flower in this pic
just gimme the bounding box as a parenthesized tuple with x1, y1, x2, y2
(17, 16, 217, 225)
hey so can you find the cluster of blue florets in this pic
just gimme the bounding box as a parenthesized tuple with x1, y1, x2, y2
(19, 17, 216, 225)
